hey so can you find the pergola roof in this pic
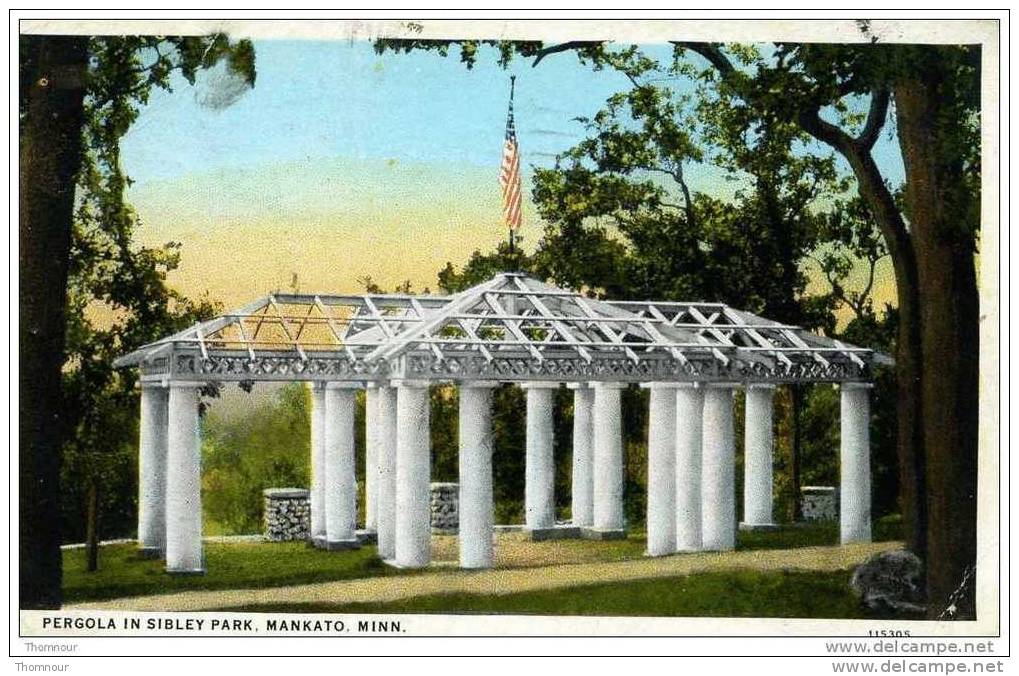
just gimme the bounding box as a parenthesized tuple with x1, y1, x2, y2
(115, 272, 887, 384)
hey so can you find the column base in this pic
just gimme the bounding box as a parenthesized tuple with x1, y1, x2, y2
(382, 558, 430, 570)
(318, 538, 360, 551)
(356, 529, 378, 545)
(581, 527, 627, 541)
(739, 522, 780, 532)
(700, 544, 736, 553)
(136, 546, 163, 560)
(525, 525, 583, 541)
(166, 567, 206, 575)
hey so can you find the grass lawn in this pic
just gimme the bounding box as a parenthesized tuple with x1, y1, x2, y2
(62, 541, 396, 604)
(63, 516, 902, 606)
(225, 568, 870, 618)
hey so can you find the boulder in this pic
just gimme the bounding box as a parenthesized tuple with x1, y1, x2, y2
(850, 549, 926, 614)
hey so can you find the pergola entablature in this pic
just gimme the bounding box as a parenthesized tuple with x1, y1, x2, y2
(119, 272, 885, 386)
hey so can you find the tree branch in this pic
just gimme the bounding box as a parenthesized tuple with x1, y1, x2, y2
(531, 41, 602, 67)
(857, 88, 890, 151)
(671, 41, 736, 76)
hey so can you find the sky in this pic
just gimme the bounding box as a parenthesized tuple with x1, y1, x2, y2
(122, 39, 900, 312)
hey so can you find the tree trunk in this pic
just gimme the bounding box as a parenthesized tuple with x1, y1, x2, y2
(895, 69, 980, 620)
(85, 481, 99, 572)
(19, 35, 88, 609)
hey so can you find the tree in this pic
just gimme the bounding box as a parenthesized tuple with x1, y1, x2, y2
(19, 33, 255, 608)
(377, 33, 981, 617)
(673, 38, 980, 619)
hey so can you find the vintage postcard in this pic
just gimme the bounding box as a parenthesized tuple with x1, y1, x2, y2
(12, 11, 1006, 668)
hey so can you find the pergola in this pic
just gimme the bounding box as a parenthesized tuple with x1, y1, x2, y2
(115, 272, 886, 572)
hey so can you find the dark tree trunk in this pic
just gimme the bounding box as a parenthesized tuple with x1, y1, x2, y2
(19, 35, 88, 609)
(895, 67, 980, 620)
(85, 481, 99, 572)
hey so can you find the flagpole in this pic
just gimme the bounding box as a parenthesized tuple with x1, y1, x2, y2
(508, 75, 516, 260)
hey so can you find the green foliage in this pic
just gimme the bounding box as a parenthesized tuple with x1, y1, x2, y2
(61, 34, 256, 544)
(202, 384, 310, 535)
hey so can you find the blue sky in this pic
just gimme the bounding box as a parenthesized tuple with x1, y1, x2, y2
(120, 39, 902, 307)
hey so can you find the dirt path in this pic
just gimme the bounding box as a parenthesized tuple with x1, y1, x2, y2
(69, 541, 898, 612)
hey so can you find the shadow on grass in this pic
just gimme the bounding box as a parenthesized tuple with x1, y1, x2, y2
(225, 569, 871, 619)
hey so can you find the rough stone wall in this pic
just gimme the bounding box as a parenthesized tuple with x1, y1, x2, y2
(430, 482, 459, 533)
(263, 488, 311, 541)
(801, 486, 838, 522)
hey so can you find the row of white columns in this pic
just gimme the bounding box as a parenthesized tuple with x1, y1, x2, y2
(643, 382, 872, 557)
(137, 377, 870, 574)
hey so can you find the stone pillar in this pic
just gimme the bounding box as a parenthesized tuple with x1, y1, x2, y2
(137, 383, 168, 557)
(364, 385, 379, 532)
(592, 382, 626, 535)
(376, 384, 398, 559)
(742, 384, 776, 529)
(324, 383, 359, 549)
(644, 384, 677, 556)
(308, 382, 327, 543)
(569, 384, 594, 527)
(395, 381, 431, 568)
(701, 383, 737, 551)
(523, 383, 558, 531)
(165, 383, 204, 573)
(458, 382, 496, 568)
(675, 384, 705, 552)
(840, 383, 873, 544)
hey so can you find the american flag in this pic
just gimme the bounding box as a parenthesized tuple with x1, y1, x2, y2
(500, 77, 522, 232)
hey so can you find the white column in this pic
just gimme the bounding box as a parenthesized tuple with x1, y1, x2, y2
(165, 383, 203, 573)
(840, 383, 873, 544)
(395, 381, 431, 568)
(644, 384, 677, 556)
(593, 382, 626, 533)
(324, 383, 359, 548)
(675, 385, 705, 552)
(308, 382, 326, 542)
(376, 384, 398, 559)
(458, 382, 496, 568)
(742, 384, 776, 529)
(523, 383, 557, 531)
(364, 385, 379, 532)
(701, 383, 737, 551)
(138, 383, 168, 557)
(569, 384, 594, 527)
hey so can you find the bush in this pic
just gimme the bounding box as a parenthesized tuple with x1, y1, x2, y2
(202, 383, 311, 534)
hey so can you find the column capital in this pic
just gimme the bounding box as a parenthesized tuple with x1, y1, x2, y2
(566, 382, 591, 390)
(307, 381, 326, 392)
(325, 381, 365, 391)
(590, 381, 629, 390)
(703, 381, 742, 390)
(167, 381, 204, 390)
(459, 380, 501, 390)
(639, 381, 693, 390)
(140, 380, 169, 391)
(390, 379, 432, 389)
(746, 383, 777, 391)
(839, 382, 875, 391)
(519, 381, 561, 390)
